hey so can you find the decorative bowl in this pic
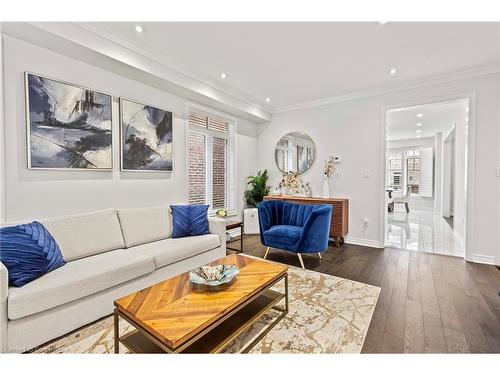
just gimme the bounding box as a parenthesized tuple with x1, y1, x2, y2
(189, 265, 239, 286)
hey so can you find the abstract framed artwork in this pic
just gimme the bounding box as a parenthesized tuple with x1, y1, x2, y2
(25, 72, 113, 170)
(120, 98, 173, 172)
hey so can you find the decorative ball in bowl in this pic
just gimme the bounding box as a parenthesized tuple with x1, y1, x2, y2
(189, 265, 239, 286)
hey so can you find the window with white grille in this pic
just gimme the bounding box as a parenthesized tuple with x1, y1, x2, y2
(187, 108, 235, 213)
(386, 146, 433, 197)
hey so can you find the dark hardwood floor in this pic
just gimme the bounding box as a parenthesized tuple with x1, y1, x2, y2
(228, 235, 500, 353)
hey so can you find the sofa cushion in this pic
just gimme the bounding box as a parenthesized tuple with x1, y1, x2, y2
(40, 209, 125, 262)
(128, 234, 220, 269)
(0, 221, 65, 287)
(8, 249, 155, 320)
(170, 204, 210, 238)
(118, 206, 172, 248)
(264, 225, 303, 246)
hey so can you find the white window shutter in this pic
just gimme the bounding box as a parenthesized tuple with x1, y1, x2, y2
(187, 108, 235, 214)
(419, 147, 433, 197)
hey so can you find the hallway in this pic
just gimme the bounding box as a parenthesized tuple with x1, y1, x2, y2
(385, 208, 465, 258)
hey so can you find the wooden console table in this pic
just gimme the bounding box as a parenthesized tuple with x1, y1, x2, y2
(263, 195, 349, 247)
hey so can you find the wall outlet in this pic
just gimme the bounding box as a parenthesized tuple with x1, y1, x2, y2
(363, 169, 371, 178)
(363, 218, 369, 227)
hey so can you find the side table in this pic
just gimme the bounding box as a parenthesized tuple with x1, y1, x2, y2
(226, 220, 243, 253)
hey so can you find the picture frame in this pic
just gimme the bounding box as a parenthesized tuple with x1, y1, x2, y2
(25, 72, 114, 170)
(119, 97, 174, 172)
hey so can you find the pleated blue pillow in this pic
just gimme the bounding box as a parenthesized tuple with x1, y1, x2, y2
(0, 221, 65, 287)
(170, 204, 210, 238)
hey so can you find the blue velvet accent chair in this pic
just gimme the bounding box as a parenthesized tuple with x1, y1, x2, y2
(257, 200, 332, 269)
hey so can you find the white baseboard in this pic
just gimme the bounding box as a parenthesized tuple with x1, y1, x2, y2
(344, 237, 384, 249)
(469, 253, 496, 265)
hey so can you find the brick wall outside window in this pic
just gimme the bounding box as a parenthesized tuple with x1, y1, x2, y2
(187, 109, 234, 212)
(212, 137, 227, 210)
(188, 132, 206, 205)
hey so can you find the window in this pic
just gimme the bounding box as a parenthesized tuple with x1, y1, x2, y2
(386, 146, 433, 197)
(386, 150, 403, 189)
(406, 150, 421, 194)
(187, 108, 235, 213)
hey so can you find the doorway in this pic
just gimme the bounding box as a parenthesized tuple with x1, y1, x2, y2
(383, 98, 470, 258)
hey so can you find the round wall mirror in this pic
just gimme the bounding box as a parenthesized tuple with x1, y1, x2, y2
(275, 132, 316, 175)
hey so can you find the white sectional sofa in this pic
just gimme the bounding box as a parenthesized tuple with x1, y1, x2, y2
(0, 206, 226, 353)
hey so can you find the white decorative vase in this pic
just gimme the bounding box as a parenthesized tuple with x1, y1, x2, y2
(322, 176, 330, 198)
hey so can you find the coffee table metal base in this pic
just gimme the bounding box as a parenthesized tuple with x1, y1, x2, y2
(114, 273, 288, 354)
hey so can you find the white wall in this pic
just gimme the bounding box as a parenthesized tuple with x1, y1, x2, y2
(0, 36, 5, 225)
(387, 137, 435, 150)
(1, 36, 258, 222)
(434, 132, 443, 214)
(452, 103, 469, 243)
(257, 73, 500, 264)
(442, 129, 454, 217)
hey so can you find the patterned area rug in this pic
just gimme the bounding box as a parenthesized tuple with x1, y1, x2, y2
(35, 265, 380, 354)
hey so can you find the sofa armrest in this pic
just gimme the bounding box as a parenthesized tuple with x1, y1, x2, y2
(298, 205, 333, 252)
(0, 262, 8, 352)
(208, 217, 226, 257)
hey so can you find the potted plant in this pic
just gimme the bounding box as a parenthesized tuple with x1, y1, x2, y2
(243, 169, 271, 234)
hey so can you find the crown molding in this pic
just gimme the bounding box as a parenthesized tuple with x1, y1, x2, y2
(5, 22, 272, 122)
(273, 63, 500, 114)
(7, 22, 499, 121)
(74, 22, 271, 113)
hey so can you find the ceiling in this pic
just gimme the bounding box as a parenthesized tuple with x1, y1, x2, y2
(86, 22, 500, 109)
(386, 100, 468, 141)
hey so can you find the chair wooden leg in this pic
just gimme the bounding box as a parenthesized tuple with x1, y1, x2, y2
(405, 202, 410, 213)
(264, 247, 270, 260)
(297, 253, 305, 270)
(317, 252, 322, 259)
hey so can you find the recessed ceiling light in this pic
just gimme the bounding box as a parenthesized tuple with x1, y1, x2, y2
(416, 123, 422, 127)
(417, 113, 423, 118)
(416, 135, 421, 138)
(220, 72, 227, 79)
(465, 116, 469, 122)
(466, 106, 469, 113)
(266, 98, 271, 103)
(416, 129, 422, 133)
(389, 68, 397, 75)
(378, 21, 389, 25)
(135, 25, 144, 33)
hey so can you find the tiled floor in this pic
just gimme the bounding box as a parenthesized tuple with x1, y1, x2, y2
(385, 207, 465, 258)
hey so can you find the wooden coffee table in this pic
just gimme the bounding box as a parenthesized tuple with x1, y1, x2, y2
(113, 254, 288, 353)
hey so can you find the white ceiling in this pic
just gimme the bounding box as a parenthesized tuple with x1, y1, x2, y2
(87, 22, 500, 109)
(386, 100, 468, 141)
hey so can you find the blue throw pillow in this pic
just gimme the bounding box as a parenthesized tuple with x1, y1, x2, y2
(0, 221, 65, 287)
(171, 204, 210, 238)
